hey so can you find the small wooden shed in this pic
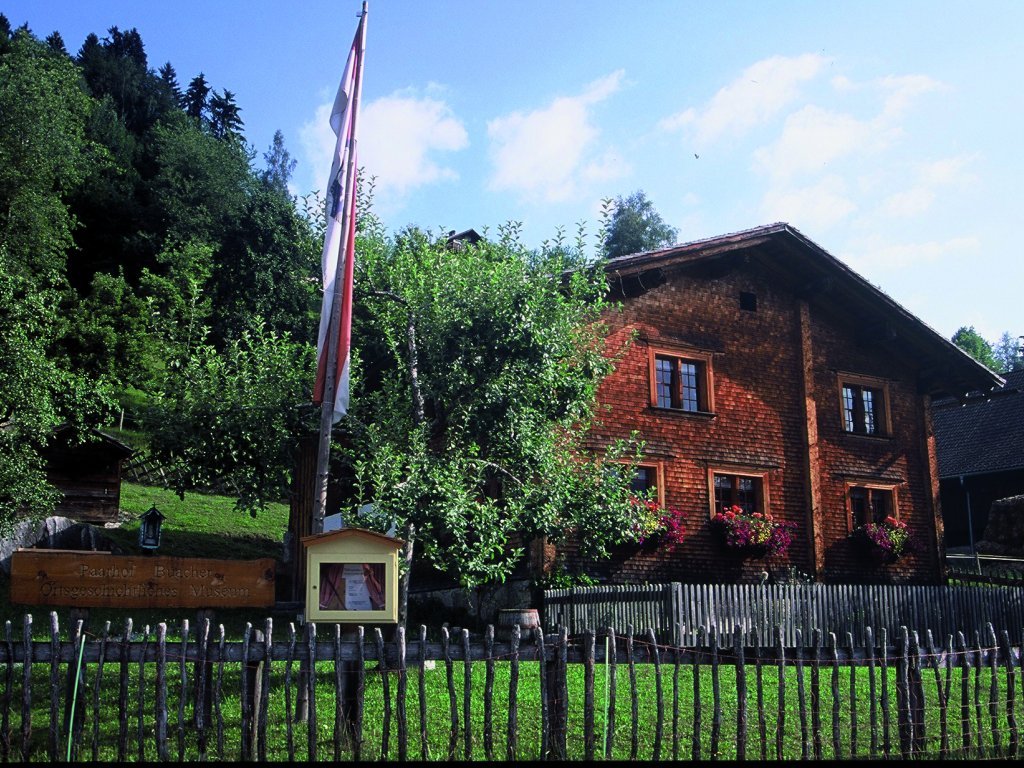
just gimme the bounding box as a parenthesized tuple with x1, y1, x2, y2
(301, 527, 404, 624)
(44, 425, 134, 524)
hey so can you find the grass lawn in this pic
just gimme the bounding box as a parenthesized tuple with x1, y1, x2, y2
(15, 651, 1016, 762)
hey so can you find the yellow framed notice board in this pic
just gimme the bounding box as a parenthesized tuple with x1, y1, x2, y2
(301, 527, 403, 624)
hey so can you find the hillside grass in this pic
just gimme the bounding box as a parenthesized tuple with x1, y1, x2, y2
(108, 482, 289, 560)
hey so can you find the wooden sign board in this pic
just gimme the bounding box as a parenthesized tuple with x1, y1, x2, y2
(9, 549, 275, 609)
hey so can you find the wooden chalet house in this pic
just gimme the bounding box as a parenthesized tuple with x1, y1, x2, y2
(558, 223, 1003, 585)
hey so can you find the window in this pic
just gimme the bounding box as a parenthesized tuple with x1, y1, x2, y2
(838, 374, 890, 436)
(846, 483, 898, 531)
(708, 467, 769, 517)
(623, 461, 664, 506)
(649, 347, 714, 413)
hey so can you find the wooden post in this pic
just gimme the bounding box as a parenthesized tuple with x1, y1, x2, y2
(193, 609, 215, 732)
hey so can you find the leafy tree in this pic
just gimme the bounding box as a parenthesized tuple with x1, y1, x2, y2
(0, 29, 98, 282)
(602, 189, 678, 259)
(142, 325, 316, 514)
(340, 219, 649, 622)
(208, 88, 244, 141)
(207, 183, 320, 346)
(147, 117, 250, 246)
(951, 326, 998, 371)
(0, 246, 116, 531)
(993, 331, 1023, 373)
(63, 270, 154, 388)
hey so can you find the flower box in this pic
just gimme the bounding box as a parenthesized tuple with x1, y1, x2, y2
(851, 516, 911, 562)
(711, 505, 794, 558)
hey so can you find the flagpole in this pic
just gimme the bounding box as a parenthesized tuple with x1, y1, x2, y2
(312, 2, 367, 536)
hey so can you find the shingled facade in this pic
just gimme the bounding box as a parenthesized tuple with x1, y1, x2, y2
(558, 224, 1002, 585)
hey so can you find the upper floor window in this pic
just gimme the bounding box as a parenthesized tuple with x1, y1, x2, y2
(649, 347, 714, 413)
(846, 482, 898, 532)
(838, 373, 891, 436)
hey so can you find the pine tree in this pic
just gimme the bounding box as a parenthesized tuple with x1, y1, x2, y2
(262, 129, 296, 194)
(158, 62, 183, 108)
(44, 31, 66, 56)
(209, 88, 243, 140)
(184, 73, 210, 122)
(993, 331, 1023, 373)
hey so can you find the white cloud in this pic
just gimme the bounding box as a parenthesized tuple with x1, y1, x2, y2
(748, 70, 950, 232)
(759, 175, 857, 231)
(658, 54, 826, 146)
(880, 154, 978, 217)
(486, 70, 628, 202)
(845, 234, 980, 271)
(299, 91, 468, 201)
(877, 74, 945, 120)
(753, 105, 884, 181)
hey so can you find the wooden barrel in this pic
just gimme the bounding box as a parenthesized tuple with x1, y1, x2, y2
(497, 608, 540, 637)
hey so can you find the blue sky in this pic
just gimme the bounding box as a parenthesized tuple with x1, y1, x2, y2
(7, 0, 1023, 344)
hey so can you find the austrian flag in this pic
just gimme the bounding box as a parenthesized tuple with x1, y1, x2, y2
(313, 8, 366, 424)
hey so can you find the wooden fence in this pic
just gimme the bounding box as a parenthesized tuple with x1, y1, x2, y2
(0, 612, 1022, 761)
(544, 582, 1024, 648)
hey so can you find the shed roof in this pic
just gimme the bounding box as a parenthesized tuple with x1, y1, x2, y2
(932, 369, 1024, 478)
(603, 222, 1004, 399)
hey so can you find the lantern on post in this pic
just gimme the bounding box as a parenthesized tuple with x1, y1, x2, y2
(138, 506, 165, 550)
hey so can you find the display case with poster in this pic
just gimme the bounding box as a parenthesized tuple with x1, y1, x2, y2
(301, 527, 403, 623)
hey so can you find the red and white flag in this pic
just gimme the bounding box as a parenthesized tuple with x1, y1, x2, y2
(313, 9, 366, 424)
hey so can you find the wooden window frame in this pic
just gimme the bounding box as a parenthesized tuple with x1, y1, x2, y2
(707, 466, 770, 520)
(837, 372, 892, 437)
(620, 459, 665, 508)
(648, 345, 715, 414)
(844, 481, 899, 533)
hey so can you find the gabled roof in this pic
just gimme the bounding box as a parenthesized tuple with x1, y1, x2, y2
(603, 222, 1004, 399)
(49, 424, 135, 457)
(301, 526, 405, 548)
(932, 369, 1024, 478)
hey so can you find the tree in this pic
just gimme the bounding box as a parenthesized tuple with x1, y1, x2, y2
(0, 29, 98, 282)
(262, 129, 297, 195)
(158, 62, 183, 109)
(0, 246, 115, 531)
(142, 325, 316, 514)
(951, 326, 998, 371)
(340, 219, 650, 623)
(184, 73, 210, 122)
(602, 190, 678, 259)
(209, 88, 244, 141)
(44, 31, 66, 56)
(993, 331, 1023, 373)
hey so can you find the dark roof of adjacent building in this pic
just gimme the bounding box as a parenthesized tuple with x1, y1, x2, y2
(46, 424, 135, 458)
(932, 369, 1024, 478)
(603, 222, 1004, 400)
